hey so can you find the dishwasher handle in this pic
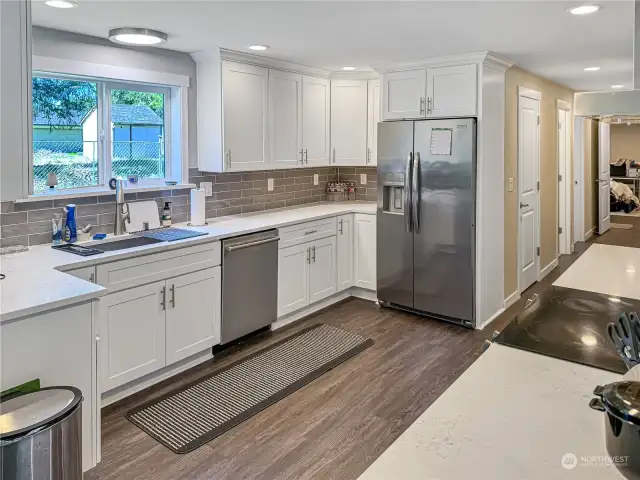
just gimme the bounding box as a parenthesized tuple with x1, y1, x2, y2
(224, 236, 280, 252)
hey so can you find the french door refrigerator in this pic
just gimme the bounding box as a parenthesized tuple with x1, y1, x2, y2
(376, 118, 476, 328)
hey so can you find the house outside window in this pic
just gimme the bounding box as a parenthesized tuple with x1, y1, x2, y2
(32, 75, 173, 193)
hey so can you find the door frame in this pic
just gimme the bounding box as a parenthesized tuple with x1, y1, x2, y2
(557, 99, 572, 255)
(517, 86, 542, 295)
(573, 116, 585, 243)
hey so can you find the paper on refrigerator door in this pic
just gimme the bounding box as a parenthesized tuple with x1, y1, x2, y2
(430, 128, 453, 156)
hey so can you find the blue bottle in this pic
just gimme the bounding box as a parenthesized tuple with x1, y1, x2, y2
(64, 204, 77, 243)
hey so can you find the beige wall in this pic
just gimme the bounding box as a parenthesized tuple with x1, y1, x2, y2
(584, 119, 599, 236)
(610, 123, 640, 161)
(504, 66, 574, 297)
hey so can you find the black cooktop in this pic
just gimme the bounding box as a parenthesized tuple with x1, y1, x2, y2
(494, 286, 636, 374)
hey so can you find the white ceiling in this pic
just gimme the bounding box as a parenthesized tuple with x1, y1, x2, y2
(31, 0, 635, 92)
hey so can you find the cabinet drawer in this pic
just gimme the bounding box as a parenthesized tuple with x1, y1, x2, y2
(96, 242, 221, 292)
(278, 217, 337, 248)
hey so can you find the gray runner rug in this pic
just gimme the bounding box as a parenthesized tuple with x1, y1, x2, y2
(126, 323, 373, 453)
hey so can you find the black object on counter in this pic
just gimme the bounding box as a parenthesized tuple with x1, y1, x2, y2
(590, 381, 640, 480)
(51, 243, 104, 257)
(494, 286, 632, 374)
(608, 313, 640, 370)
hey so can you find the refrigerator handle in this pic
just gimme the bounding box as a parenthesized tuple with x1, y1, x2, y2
(412, 152, 421, 232)
(405, 151, 413, 233)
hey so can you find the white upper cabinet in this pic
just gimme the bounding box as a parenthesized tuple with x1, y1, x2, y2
(367, 80, 381, 166)
(269, 70, 303, 168)
(382, 69, 427, 120)
(426, 64, 477, 117)
(331, 80, 368, 165)
(222, 61, 270, 171)
(302, 76, 330, 166)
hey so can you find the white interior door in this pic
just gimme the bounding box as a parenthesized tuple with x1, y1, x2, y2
(598, 121, 611, 234)
(573, 117, 585, 242)
(557, 106, 572, 254)
(518, 92, 540, 292)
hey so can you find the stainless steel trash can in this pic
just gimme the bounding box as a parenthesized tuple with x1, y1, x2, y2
(0, 386, 83, 480)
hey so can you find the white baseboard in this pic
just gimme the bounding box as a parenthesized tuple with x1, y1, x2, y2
(503, 290, 520, 309)
(271, 287, 377, 331)
(476, 307, 504, 331)
(539, 257, 559, 281)
(585, 227, 596, 241)
(101, 349, 213, 407)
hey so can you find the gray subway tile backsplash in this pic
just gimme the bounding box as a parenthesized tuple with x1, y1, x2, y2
(0, 166, 375, 247)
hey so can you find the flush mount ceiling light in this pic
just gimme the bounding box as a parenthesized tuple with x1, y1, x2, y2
(584, 66, 601, 71)
(342, 66, 356, 71)
(45, 0, 78, 8)
(108, 28, 167, 46)
(611, 84, 624, 89)
(567, 4, 600, 15)
(248, 45, 270, 51)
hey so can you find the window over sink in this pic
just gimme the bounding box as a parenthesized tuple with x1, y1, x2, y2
(32, 74, 175, 193)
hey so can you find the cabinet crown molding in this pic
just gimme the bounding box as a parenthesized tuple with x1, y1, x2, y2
(372, 51, 514, 73)
(219, 48, 332, 79)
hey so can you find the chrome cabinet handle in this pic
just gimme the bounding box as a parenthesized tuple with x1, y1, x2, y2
(419, 97, 425, 116)
(333, 148, 336, 163)
(96, 334, 101, 342)
(367, 148, 371, 164)
(520, 202, 530, 208)
(170, 284, 175, 308)
(304, 149, 308, 164)
(427, 97, 432, 114)
(304, 230, 317, 235)
(160, 286, 166, 311)
(299, 150, 304, 164)
(405, 152, 413, 233)
(412, 152, 420, 232)
(89, 272, 95, 283)
(226, 150, 232, 168)
(339, 219, 343, 234)
(307, 247, 310, 264)
(312, 245, 316, 263)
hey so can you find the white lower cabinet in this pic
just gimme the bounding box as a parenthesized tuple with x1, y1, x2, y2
(308, 236, 337, 303)
(165, 267, 221, 364)
(278, 243, 311, 316)
(99, 267, 221, 392)
(354, 214, 377, 290)
(336, 214, 354, 291)
(278, 237, 337, 317)
(98, 281, 167, 392)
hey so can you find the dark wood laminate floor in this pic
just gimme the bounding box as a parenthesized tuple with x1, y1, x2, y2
(86, 227, 629, 480)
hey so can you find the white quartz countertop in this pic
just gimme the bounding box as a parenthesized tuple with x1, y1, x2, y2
(358, 343, 624, 480)
(0, 202, 376, 323)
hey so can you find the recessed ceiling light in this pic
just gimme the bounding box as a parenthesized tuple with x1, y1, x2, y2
(248, 45, 270, 51)
(108, 28, 167, 46)
(342, 66, 356, 71)
(567, 4, 600, 15)
(45, 0, 78, 8)
(584, 66, 600, 71)
(611, 84, 624, 89)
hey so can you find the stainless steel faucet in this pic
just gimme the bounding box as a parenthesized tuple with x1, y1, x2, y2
(114, 179, 130, 235)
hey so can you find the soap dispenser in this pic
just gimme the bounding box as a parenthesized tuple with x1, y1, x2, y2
(162, 201, 172, 226)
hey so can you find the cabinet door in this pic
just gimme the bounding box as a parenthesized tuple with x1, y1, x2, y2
(222, 61, 269, 171)
(426, 64, 477, 117)
(367, 79, 381, 166)
(98, 282, 166, 392)
(270, 70, 303, 168)
(354, 214, 377, 290)
(165, 267, 221, 365)
(302, 75, 330, 166)
(382, 69, 426, 120)
(278, 243, 310, 317)
(330, 80, 368, 165)
(336, 214, 354, 291)
(309, 236, 337, 303)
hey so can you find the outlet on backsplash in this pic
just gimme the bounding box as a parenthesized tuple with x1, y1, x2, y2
(360, 174, 367, 185)
(200, 182, 213, 197)
(313, 174, 319, 186)
(267, 178, 274, 191)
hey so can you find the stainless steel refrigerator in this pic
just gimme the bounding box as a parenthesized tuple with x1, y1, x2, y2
(377, 118, 476, 328)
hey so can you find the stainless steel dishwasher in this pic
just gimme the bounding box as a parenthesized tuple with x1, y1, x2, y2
(221, 229, 279, 344)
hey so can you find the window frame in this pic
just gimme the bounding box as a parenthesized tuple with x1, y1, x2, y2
(31, 71, 176, 193)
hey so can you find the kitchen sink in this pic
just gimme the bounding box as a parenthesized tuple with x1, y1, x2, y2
(90, 236, 164, 252)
